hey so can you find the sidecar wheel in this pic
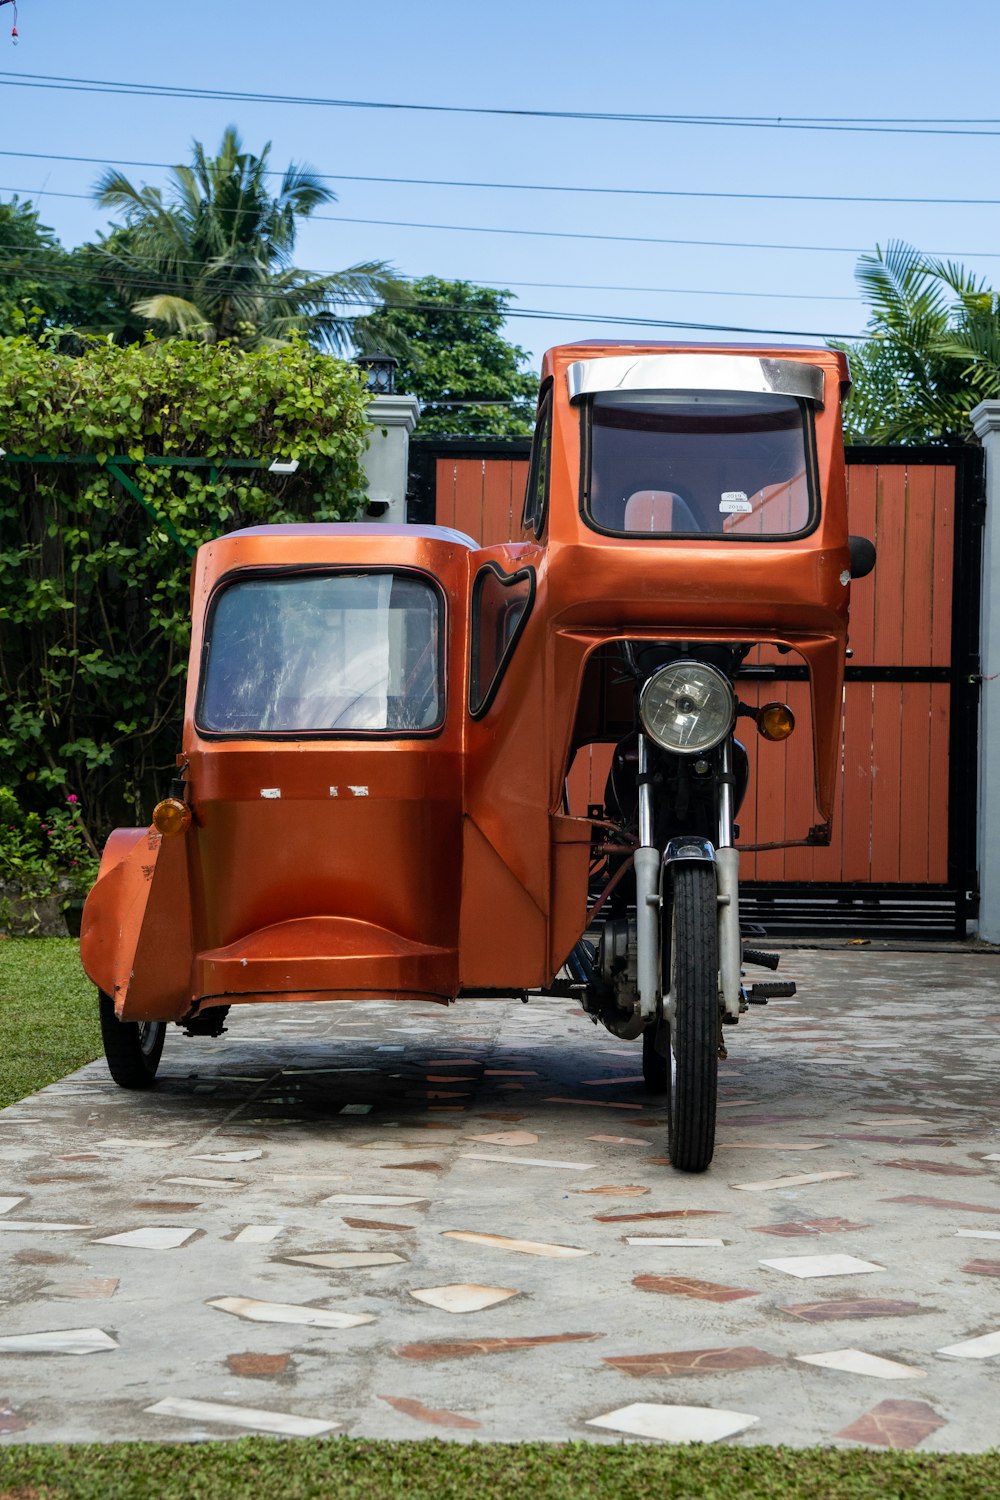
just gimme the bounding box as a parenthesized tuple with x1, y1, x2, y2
(665, 863, 719, 1172)
(98, 990, 166, 1089)
(642, 1021, 669, 1093)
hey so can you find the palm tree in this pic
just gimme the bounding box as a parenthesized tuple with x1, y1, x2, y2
(92, 127, 401, 352)
(836, 241, 1000, 444)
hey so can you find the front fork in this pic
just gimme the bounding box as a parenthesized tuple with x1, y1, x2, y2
(634, 733, 742, 1025)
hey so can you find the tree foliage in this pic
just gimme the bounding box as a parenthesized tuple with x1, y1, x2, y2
(0, 197, 126, 338)
(356, 276, 538, 435)
(0, 335, 371, 838)
(836, 241, 1000, 444)
(91, 127, 402, 352)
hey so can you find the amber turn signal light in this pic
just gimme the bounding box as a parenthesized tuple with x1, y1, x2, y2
(151, 797, 192, 836)
(757, 702, 796, 741)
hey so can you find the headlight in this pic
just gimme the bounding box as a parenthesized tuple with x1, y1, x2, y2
(639, 660, 735, 754)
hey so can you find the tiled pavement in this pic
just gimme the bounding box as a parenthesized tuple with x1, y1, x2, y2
(1, 947, 999, 1449)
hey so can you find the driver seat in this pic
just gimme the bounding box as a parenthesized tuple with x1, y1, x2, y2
(623, 489, 698, 533)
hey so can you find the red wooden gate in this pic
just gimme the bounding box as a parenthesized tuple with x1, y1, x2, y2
(414, 440, 983, 936)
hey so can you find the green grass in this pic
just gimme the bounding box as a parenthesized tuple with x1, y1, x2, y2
(0, 1438, 996, 1500)
(0, 937, 101, 1108)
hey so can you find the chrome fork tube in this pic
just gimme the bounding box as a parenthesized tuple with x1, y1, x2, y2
(716, 737, 742, 1019)
(634, 732, 660, 1021)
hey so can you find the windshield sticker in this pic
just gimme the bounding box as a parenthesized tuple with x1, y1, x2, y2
(720, 492, 752, 514)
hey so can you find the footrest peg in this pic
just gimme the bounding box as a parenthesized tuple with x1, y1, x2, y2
(743, 948, 781, 971)
(746, 981, 797, 1004)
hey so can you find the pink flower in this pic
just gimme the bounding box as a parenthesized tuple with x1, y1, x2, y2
(66, 794, 79, 804)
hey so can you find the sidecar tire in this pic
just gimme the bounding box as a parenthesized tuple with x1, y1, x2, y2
(665, 863, 719, 1172)
(98, 990, 166, 1089)
(642, 1021, 669, 1093)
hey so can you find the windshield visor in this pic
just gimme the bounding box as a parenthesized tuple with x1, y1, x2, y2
(198, 571, 444, 736)
(585, 391, 815, 539)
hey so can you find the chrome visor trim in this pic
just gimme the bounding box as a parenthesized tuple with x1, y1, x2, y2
(566, 354, 825, 407)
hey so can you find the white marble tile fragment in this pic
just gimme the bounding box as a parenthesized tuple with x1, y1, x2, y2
(937, 1329, 1000, 1360)
(0, 1221, 93, 1233)
(0, 1196, 25, 1215)
(466, 1131, 539, 1146)
(859, 1117, 933, 1127)
(954, 1229, 1000, 1241)
(459, 1153, 595, 1171)
(586, 1402, 759, 1443)
(339, 1104, 373, 1115)
(164, 1177, 245, 1189)
(0, 1327, 118, 1355)
(208, 1296, 375, 1328)
(287, 1252, 405, 1269)
(190, 1150, 264, 1163)
(442, 1231, 590, 1258)
(94, 1227, 197, 1250)
(321, 1193, 428, 1207)
(731, 1171, 856, 1193)
(408, 1284, 518, 1313)
(795, 1348, 925, 1379)
(716, 1143, 828, 1152)
(982, 1154, 1000, 1162)
(235, 1225, 284, 1244)
(625, 1237, 726, 1247)
(146, 1397, 337, 1437)
(95, 1138, 179, 1149)
(759, 1254, 884, 1279)
(586, 1135, 648, 1146)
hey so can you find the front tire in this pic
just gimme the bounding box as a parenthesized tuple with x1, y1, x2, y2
(665, 863, 719, 1172)
(98, 991, 166, 1089)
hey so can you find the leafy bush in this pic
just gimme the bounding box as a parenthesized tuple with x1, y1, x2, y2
(0, 785, 98, 899)
(0, 335, 371, 837)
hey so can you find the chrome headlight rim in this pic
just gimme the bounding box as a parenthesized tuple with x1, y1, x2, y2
(639, 659, 736, 756)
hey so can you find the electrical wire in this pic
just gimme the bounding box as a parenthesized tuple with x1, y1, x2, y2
(4, 184, 1000, 260)
(4, 72, 1000, 137)
(0, 146, 996, 207)
(0, 257, 857, 339)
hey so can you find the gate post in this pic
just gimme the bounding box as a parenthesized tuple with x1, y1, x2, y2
(970, 402, 1000, 940)
(359, 393, 420, 523)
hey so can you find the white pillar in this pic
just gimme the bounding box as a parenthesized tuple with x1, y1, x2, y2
(359, 393, 420, 523)
(970, 401, 1000, 939)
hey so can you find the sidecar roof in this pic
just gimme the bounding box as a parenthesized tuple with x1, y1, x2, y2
(188, 522, 480, 619)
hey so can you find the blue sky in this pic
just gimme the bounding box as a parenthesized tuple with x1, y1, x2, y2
(2, 0, 999, 370)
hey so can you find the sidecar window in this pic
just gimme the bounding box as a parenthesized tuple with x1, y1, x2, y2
(470, 563, 535, 717)
(198, 571, 443, 736)
(585, 391, 815, 539)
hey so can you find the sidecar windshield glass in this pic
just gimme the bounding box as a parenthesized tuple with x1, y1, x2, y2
(198, 571, 443, 735)
(585, 391, 814, 538)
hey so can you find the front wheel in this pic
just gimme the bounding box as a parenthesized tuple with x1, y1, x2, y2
(665, 862, 719, 1172)
(98, 991, 166, 1089)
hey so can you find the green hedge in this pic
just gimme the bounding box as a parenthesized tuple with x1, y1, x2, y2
(0, 335, 371, 837)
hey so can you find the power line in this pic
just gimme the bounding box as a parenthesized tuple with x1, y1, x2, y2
(5, 184, 1000, 260)
(0, 146, 997, 207)
(4, 72, 1000, 137)
(0, 256, 857, 339)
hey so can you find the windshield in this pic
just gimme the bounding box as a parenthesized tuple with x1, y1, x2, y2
(585, 390, 814, 538)
(198, 571, 443, 735)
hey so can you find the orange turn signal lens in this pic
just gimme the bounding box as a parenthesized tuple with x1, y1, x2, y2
(151, 797, 192, 836)
(757, 703, 796, 742)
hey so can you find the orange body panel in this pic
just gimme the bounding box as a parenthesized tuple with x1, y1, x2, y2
(80, 340, 856, 1022)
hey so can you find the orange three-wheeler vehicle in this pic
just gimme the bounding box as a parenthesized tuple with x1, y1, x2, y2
(81, 340, 874, 1172)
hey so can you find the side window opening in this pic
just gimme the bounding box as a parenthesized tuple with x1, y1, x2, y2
(522, 382, 553, 537)
(469, 563, 535, 718)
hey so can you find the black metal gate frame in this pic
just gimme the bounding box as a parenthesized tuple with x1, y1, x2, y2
(742, 444, 985, 939)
